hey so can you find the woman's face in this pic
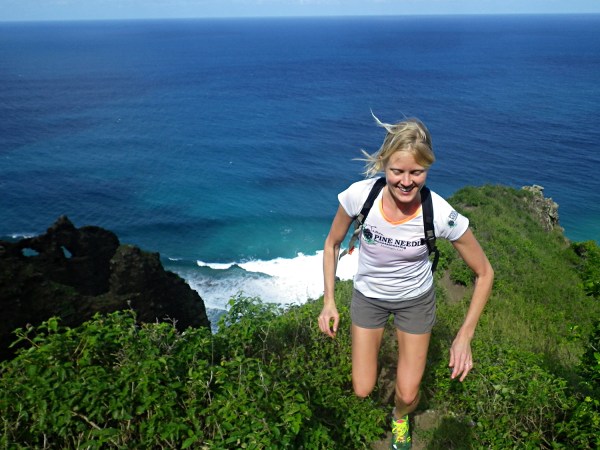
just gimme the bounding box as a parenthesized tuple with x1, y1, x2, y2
(384, 151, 428, 206)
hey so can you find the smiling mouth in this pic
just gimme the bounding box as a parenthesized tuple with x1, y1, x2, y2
(398, 184, 416, 193)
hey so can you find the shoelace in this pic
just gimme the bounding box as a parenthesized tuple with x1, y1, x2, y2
(392, 418, 410, 443)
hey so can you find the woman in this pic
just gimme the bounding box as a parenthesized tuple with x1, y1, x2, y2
(318, 116, 493, 449)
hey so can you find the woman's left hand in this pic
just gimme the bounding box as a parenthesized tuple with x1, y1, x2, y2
(449, 334, 474, 382)
(448, 229, 493, 382)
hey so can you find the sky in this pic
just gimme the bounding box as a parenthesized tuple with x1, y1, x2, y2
(1, 0, 600, 22)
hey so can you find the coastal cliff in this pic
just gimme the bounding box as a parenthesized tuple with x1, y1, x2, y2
(0, 216, 210, 360)
(521, 184, 561, 233)
(0, 185, 598, 449)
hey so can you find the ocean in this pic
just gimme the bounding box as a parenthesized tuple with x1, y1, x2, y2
(1, 14, 599, 323)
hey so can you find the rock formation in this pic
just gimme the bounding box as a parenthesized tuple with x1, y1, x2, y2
(521, 185, 561, 233)
(0, 216, 210, 360)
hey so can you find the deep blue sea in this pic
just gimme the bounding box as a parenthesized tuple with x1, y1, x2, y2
(2, 15, 599, 322)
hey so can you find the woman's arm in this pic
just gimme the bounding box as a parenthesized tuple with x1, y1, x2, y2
(319, 205, 354, 338)
(449, 228, 494, 381)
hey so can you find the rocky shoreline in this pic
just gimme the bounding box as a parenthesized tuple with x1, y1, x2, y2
(0, 216, 210, 360)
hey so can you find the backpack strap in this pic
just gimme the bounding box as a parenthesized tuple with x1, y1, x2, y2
(338, 179, 439, 273)
(420, 186, 440, 272)
(339, 177, 386, 259)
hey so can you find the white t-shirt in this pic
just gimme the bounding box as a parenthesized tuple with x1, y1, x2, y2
(338, 178, 469, 301)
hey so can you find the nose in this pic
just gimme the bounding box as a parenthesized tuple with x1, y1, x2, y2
(399, 172, 412, 186)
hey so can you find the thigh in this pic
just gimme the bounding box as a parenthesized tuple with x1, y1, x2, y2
(395, 330, 431, 394)
(351, 324, 385, 397)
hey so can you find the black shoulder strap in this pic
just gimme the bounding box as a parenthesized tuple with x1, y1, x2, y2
(339, 179, 439, 273)
(357, 177, 387, 225)
(420, 186, 439, 272)
(338, 177, 386, 259)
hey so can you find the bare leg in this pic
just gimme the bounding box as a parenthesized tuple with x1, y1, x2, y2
(393, 330, 431, 418)
(351, 324, 385, 398)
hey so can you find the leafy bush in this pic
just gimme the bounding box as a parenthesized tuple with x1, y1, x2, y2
(0, 286, 386, 449)
(1, 312, 214, 448)
(0, 311, 315, 449)
(578, 320, 600, 392)
(215, 288, 387, 448)
(557, 320, 600, 449)
(428, 343, 575, 448)
(571, 240, 600, 299)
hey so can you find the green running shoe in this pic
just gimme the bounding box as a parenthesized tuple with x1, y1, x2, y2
(391, 415, 411, 450)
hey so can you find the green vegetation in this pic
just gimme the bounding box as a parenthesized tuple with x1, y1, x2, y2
(571, 240, 600, 299)
(1, 185, 599, 449)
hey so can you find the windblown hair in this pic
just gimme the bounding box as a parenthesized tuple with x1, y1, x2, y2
(361, 113, 436, 178)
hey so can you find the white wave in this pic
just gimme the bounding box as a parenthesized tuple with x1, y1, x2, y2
(196, 260, 234, 270)
(9, 233, 34, 240)
(334, 250, 360, 281)
(180, 249, 359, 312)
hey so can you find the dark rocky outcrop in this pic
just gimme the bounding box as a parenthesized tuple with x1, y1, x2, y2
(0, 216, 210, 360)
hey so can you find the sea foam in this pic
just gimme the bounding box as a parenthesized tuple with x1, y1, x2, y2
(187, 250, 358, 311)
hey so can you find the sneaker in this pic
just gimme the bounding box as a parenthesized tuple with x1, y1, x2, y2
(390, 415, 411, 450)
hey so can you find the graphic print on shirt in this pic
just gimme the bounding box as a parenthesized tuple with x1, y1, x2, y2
(362, 225, 423, 250)
(447, 210, 458, 228)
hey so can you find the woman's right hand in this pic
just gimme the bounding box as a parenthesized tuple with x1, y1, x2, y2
(320, 205, 352, 339)
(318, 304, 339, 338)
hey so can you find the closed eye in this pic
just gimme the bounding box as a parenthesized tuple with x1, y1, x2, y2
(390, 169, 425, 175)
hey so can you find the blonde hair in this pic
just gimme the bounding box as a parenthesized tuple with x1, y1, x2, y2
(361, 113, 435, 178)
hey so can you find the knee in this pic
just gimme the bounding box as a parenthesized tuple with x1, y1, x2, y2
(394, 387, 419, 407)
(353, 380, 375, 399)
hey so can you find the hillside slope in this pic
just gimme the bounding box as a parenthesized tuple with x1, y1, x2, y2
(1, 185, 598, 449)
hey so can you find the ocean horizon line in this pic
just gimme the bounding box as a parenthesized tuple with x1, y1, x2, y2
(2, 12, 599, 25)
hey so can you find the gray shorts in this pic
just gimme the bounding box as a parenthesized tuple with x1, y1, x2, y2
(350, 286, 436, 334)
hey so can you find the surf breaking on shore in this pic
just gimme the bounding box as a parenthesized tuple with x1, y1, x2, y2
(168, 250, 359, 315)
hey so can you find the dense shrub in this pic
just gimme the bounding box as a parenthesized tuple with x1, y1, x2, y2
(557, 320, 600, 449)
(571, 240, 600, 299)
(0, 288, 386, 449)
(428, 343, 575, 448)
(1, 312, 215, 448)
(215, 289, 387, 448)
